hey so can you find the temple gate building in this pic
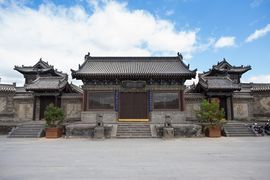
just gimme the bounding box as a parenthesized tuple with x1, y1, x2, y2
(1, 53, 270, 137)
(12, 59, 83, 122)
(192, 59, 251, 120)
(71, 53, 196, 124)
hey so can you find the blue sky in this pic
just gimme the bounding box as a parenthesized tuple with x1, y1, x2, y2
(0, 0, 270, 85)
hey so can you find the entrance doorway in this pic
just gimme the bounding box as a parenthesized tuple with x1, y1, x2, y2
(119, 92, 148, 121)
(210, 97, 228, 119)
(39, 96, 58, 120)
(219, 97, 228, 119)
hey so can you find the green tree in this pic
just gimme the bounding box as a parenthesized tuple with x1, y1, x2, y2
(44, 104, 64, 127)
(196, 99, 225, 127)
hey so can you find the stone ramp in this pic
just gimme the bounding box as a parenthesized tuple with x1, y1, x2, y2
(8, 121, 45, 138)
(116, 123, 152, 138)
(223, 122, 256, 137)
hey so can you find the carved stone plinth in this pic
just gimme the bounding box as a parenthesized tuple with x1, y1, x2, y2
(163, 127, 174, 138)
(94, 126, 105, 139)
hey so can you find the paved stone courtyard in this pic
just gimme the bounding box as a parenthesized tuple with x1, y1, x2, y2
(0, 136, 269, 180)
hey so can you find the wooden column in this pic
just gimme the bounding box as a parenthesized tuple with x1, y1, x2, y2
(32, 96, 37, 121)
(180, 89, 185, 111)
(55, 95, 58, 107)
(230, 96, 234, 120)
(83, 90, 87, 111)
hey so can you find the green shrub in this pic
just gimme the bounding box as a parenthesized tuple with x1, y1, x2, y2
(196, 99, 226, 127)
(44, 104, 64, 127)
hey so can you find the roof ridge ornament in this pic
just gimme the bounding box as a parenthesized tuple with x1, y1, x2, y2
(177, 52, 183, 61)
(85, 52, 90, 60)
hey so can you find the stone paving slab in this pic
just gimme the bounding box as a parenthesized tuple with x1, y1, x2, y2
(0, 136, 270, 180)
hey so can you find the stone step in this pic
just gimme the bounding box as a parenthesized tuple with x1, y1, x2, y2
(225, 126, 250, 128)
(117, 124, 149, 126)
(117, 132, 151, 135)
(8, 135, 38, 138)
(117, 127, 150, 129)
(225, 132, 254, 134)
(226, 134, 256, 137)
(117, 128, 150, 131)
(9, 131, 40, 135)
(223, 123, 256, 137)
(14, 128, 43, 131)
(116, 123, 151, 138)
(117, 127, 150, 130)
(116, 136, 153, 138)
(224, 129, 253, 131)
(8, 123, 45, 138)
(117, 130, 151, 133)
(117, 131, 151, 134)
(118, 125, 149, 126)
(117, 126, 150, 128)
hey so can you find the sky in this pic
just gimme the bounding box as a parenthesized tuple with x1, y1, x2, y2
(0, 0, 270, 86)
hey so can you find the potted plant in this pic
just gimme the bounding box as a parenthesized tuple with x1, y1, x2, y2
(44, 103, 64, 138)
(196, 99, 226, 137)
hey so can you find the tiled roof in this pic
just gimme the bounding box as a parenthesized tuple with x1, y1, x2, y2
(199, 76, 240, 90)
(0, 84, 16, 92)
(72, 56, 196, 79)
(14, 66, 53, 73)
(213, 59, 251, 74)
(26, 77, 67, 91)
(69, 83, 83, 94)
(14, 59, 67, 77)
(251, 83, 270, 91)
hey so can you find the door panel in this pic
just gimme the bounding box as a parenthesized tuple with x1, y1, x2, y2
(119, 92, 147, 119)
(39, 96, 55, 120)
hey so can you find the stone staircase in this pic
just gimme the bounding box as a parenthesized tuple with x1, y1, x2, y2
(223, 122, 256, 137)
(8, 122, 45, 138)
(116, 123, 152, 138)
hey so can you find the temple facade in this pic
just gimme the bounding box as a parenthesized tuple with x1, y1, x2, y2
(1, 54, 270, 137)
(71, 53, 196, 124)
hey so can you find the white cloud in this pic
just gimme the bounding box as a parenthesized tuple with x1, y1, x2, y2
(0, 1, 201, 85)
(245, 24, 270, 42)
(165, 10, 174, 16)
(250, 0, 263, 8)
(214, 36, 235, 48)
(185, 71, 201, 86)
(245, 75, 270, 83)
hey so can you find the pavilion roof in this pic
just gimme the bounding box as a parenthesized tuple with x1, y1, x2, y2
(71, 55, 196, 80)
(14, 58, 67, 77)
(198, 75, 241, 91)
(26, 76, 67, 91)
(212, 59, 251, 74)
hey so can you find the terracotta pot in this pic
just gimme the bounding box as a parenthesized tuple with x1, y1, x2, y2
(45, 127, 62, 138)
(206, 126, 221, 137)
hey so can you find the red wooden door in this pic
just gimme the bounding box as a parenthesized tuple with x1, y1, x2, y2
(119, 92, 148, 119)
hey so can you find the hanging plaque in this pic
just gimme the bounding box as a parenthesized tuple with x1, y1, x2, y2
(122, 81, 146, 89)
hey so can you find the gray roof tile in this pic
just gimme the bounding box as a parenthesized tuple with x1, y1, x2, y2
(199, 76, 240, 90)
(14, 59, 67, 77)
(26, 77, 67, 91)
(251, 83, 270, 91)
(72, 56, 196, 79)
(213, 59, 251, 74)
(0, 84, 16, 92)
